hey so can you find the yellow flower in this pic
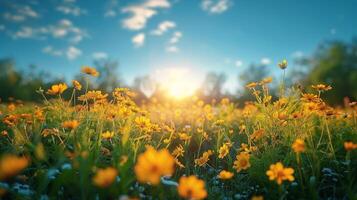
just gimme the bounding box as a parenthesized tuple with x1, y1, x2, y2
(246, 82, 259, 89)
(47, 83, 68, 95)
(172, 145, 185, 157)
(194, 150, 213, 167)
(260, 77, 273, 84)
(92, 167, 118, 188)
(233, 152, 251, 172)
(218, 170, 234, 180)
(134, 147, 175, 185)
(0, 155, 29, 180)
(62, 120, 79, 130)
(81, 66, 99, 77)
(218, 143, 230, 159)
(179, 133, 191, 141)
(278, 59, 288, 69)
(251, 195, 264, 200)
(292, 139, 305, 153)
(266, 162, 294, 185)
(101, 131, 114, 140)
(72, 80, 82, 90)
(178, 175, 207, 200)
(7, 103, 16, 112)
(311, 84, 332, 92)
(78, 90, 108, 101)
(344, 141, 357, 151)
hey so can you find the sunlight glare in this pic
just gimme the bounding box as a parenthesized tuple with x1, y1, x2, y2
(154, 67, 201, 99)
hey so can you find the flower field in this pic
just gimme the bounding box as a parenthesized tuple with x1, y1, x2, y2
(0, 66, 357, 200)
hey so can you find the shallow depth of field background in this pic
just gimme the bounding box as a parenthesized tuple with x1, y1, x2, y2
(1, 0, 357, 200)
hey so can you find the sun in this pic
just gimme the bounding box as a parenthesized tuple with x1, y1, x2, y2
(153, 67, 201, 99)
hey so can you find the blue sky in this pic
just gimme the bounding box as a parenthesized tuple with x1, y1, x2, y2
(1, 0, 357, 94)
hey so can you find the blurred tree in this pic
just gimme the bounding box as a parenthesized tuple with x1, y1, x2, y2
(0, 58, 60, 102)
(94, 59, 122, 92)
(200, 72, 227, 100)
(302, 40, 357, 105)
(237, 64, 270, 102)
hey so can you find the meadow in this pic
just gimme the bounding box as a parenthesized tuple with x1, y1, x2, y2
(0, 63, 357, 200)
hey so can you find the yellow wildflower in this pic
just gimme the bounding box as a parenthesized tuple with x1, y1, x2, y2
(47, 83, 67, 95)
(0, 155, 29, 180)
(218, 170, 234, 180)
(218, 143, 231, 159)
(246, 82, 259, 89)
(251, 195, 264, 200)
(92, 167, 118, 188)
(62, 120, 79, 130)
(72, 80, 82, 90)
(178, 175, 207, 200)
(292, 139, 305, 153)
(311, 84, 332, 92)
(266, 162, 294, 185)
(81, 66, 99, 77)
(233, 152, 251, 172)
(101, 131, 114, 140)
(194, 150, 213, 167)
(134, 147, 175, 185)
(344, 141, 357, 151)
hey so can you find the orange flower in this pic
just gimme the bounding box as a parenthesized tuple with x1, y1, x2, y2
(344, 141, 357, 151)
(62, 120, 79, 130)
(311, 84, 332, 92)
(0, 155, 29, 180)
(81, 66, 99, 77)
(218, 170, 234, 180)
(292, 139, 305, 153)
(233, 152, 251, 172)
(47, 83, 68, 95)
(194, 150, 213, 167)
(251, 195, 264, 200)
(72, 80, 82, 90)
(178, 175, 207, 200)
(134, 147, 175, 185)
(92, 167, 118, 188)
(266, 162, 294, 185)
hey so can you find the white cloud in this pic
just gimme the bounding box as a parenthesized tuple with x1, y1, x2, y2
(143, 0, 171, 8)
(66, 46, 82, 60)
(3, 5, 39, 22)
(122, 6, 157, 30)
(42, 46, 63, 57)
(13, 26, 48, 39)
(169, 31, 182, 44)
(11, 19, 87, 44)
(165, 31, 182, 53)
(151, 21, 176, 35)
(261, 57, 271, 65)
(201, 0, 232, 14)
(166, 46, 179, 53)
(132, 33, 145, 47)
(121, 0, 171, 31)
(235, 60, 243, 67)
(56, 5, 86, 16)
(92, 52, 108, 60)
